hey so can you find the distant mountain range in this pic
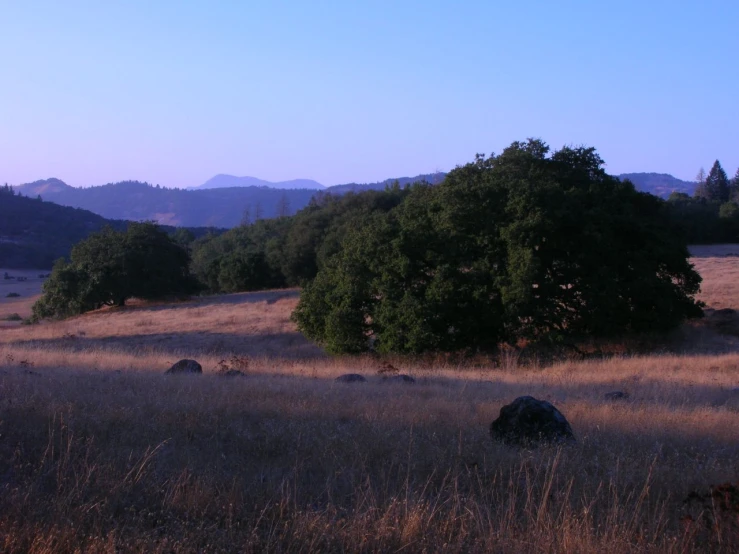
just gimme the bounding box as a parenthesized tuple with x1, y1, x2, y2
(14, 172, 695, 229)
(15, 173, 446, 227)
(194, 174, 325, 190)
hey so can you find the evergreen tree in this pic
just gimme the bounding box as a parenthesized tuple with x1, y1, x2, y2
(705, 160, 730, 202)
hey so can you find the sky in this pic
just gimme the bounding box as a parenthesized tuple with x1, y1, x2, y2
(1, 1, 737, 188)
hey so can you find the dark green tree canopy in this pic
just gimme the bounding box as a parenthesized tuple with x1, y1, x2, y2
(189, 186, 412, 293)
(293, 139, 703, 354)
(33, 223, 201, 320)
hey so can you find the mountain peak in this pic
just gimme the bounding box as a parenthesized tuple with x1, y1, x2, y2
(17, 178, 73, 196)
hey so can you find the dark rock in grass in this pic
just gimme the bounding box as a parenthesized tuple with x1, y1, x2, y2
(218, 369, 246, 378)
(384, 374, 416, 384)
(490, 396, 575, 447)
(165, 359, 202, 375)
(604, 391, 629, 401)
(334, 373, 366, 383)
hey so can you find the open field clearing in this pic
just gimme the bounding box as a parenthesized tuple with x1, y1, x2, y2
(690, 245, 739, 312)
(0, 249, 738, 552)
(0, 268, 47, 326)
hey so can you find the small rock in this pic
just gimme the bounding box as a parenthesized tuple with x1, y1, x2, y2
(218, 369, 246, 378)
(334, 373, 366, 383)
(384, 374, 415, 384)
(490, 396, 575, 446)
(165, 359, 202, 375)
(604, 391, 629, 401)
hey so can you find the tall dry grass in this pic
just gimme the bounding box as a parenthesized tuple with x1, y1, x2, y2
(0, 251, 737, 552)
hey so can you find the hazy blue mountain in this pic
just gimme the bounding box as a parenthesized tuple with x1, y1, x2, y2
(196, 174, 325, 190)
(618, 173, 696, 199)
(16, 173, 444, 228)
(19, 177, 75, 195)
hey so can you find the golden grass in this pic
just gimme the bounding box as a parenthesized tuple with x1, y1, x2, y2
(0, 251, 737, 552)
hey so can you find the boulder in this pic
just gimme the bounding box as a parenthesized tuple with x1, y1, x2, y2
(490, 396, 575, 446)
(604, 391, 629, 401)
(165, 359, 202, 375)
(334, 373, 366, 383)
(384, 374, 416, 384)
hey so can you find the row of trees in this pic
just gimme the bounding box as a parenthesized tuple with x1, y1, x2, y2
(188, 185, 411, 292)
(33, 140, 706, 355)
(241, 192, 292, 225)
(662, 160, 739, 244)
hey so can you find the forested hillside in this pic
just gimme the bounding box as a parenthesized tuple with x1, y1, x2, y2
(16, 180, 319, 227)
(0, 184, 125, 268)
(0, 185, 220, 269)
(619, 172, 696, 197)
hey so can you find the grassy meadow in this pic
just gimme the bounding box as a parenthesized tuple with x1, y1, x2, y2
(0, 269, 48, 326)
(0, 249, 738, 552)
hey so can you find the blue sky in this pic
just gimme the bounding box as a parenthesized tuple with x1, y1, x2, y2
(1, 1, 737, 188)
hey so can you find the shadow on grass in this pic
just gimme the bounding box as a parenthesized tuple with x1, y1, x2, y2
(6, 330, 325, 359)
(121, 288, 301, 313)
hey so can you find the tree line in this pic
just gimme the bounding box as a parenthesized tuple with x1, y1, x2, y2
(665, 160, 739, 243)
(33, 140, 707, 354)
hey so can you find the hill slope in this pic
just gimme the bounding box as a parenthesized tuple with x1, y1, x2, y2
(0, 187, 126, 268)
(618, 173, 696, 198)
(17, 179, 319, 227)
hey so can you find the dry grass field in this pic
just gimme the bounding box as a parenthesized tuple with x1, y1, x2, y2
(0, 247, 738, 552)
(0, 268, 47, 326)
